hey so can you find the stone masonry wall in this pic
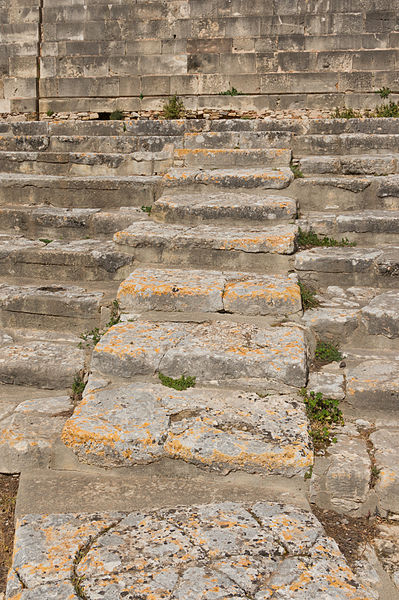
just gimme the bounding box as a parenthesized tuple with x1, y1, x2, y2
(3, 0, 399, 115)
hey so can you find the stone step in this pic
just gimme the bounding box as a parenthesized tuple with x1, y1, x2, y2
(0, 331, 84, 389)
(114, 221, 297, 272)
(295, 246, 399, 288)
(183, 130, 292, 149)
(91, 320, 307, 391)
(0, 235, 134, 281)
(6, 501, 373, 600)
(0, 173, 161, 208)
(163, 167, 293, 190)
(174, 147, 291, 168)
(346, 357, 399, 412)
(299, 154, 399, 176)
(62, 382, 312, 475)
(292, 133, 399, 156)
(152, 191, 297, 225)
(299, 210, 399, 244)
(0, 283, 103, 332)
(117, 268, 302, 317)
(0, 150, 172, 176)
(0, 205, 148, 240)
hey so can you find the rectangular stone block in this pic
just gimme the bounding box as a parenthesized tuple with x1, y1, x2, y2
(3, 77, 36, 98)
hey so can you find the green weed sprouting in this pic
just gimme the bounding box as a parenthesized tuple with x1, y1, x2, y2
(158, 373, 196, 391)
(315, 341, 343, 364)
(300, 388, 344, 452)
(297, 227, 356, 250)
(163, 95, 185, 119)
(298, 280, 320, 311)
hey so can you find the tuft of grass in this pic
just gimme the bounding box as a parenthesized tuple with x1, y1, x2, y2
(110, 109, 124, 120)
(163, 95, 185, 119)
(298, 280, 320, 310)
(219, 87, 243, 96)
(158, 373, 196, 391)
(331, 107, 361, 119)
(106, 299, 120, 329)
(46, 109, 54, 117)
(370, 464, 381, 488)
(39, 238, 52, 245)
(300, 388, 344, 452)
(290, 162, 304, 179)
(71, 372, 86, 404)
(315, 341, 343, 365)
(141, 205, 152, 215)
(376, 87, 391, 99)
(297, 227, 356, 250)
(79, 327, 101, 348)
(374, 100, 399, 118)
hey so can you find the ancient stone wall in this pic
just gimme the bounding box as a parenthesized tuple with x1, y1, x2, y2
(2, 0, 399, 115)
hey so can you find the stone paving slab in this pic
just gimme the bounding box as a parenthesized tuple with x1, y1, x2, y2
(117, 268, 301, 317)
(62, 384, 312, 475)
(0, 395, 72, 472)
(0, 334, 84, 388)
(346, 360, 399, 410)
(91, 320, 307, 389)
(370, 428, 399, 516)
(361, 291, 399, 339)
(152, 191, 297, 225)
(114, 221, 297, 255)
(6, 502, 372, 599)
(174, 147, 292, 168)
(163, 167, 294, 189)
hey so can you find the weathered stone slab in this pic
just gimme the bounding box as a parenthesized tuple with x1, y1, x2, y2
(370, 428, 399, 515)
(362, 291, 399, 338)
(346, 360, 399, 410)
(62, 384, 312, 475)
(6, 503, 372, 600)
(174, 147, 292, 168)
(302, 307, 359, 340)
(0, 395, 72, 472)
(163, 167, 294, 189)
(92, 320, 307, 388)
(295, 247, 382, 274)
(307, 370, 345, 400)
(0, 338, 84, 388)
(152, 191, 297, 224)
(117, 268, 301, 316)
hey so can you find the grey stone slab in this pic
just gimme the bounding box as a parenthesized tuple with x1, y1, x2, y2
(370, 428, 399, 515)
(362, 291, 399, 338)
(62, 383, 312, 475)
(92, 320, 307, 388)
(163, 167, 294, 189)
(307, 371, 345, 400)
(295, 247, 382, 273)
(302, 307, 359, 339)
(174, 147, 292, 168)
(6, 503, 372, 600)
(346, 360, 399, 410)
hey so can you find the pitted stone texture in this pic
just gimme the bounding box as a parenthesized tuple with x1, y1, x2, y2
(92, 320, 307, 388)
(346, 360, 399, 410)
(0, 338, 84, 388)
(362, 291, 399, 339)
(369, 428, 399, 516)
(163, 167, 294, 189)
(0, 395, 72, 472)
(302, 307, 359, 340)
(152, 191, 297, 224)
(174, 147, 292, 168)
(307, 371, 345, 400)
(296, 247, 382, 274)
(6, 503, 372, 600)
(373, 523, 399, 591)
(310, 433, 372, 516)
(117, 268, 301, 317)
(62, 384, 312, 475)
(115, 221, 297, 255)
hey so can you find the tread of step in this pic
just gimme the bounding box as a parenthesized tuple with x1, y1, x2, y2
(117, 267, 301, 317)
(152, 191, 297, 225)
(0, 235, 134, 281)
(114, 221, 297, 271)
(0, 283, 103, 331)
(174, 147, 291, 168)
(91, 319, 307, 390)
(0, 135, 178, 153)
(0, 205, 148, 239)
(0, 331, 84, 389)
(163, 167, 293, 189)
(0, 173, 161, 208)
(299, 153, 399, 175)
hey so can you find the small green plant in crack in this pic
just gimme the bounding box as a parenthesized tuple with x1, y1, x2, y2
(298, 280, 320, 311)
(304, 465, 313, 480)
(331, 107, 361, 119)
(374, 100, 399, 118)
(106, 299, 120, 328)
(158, 372, 196, 391)
(315, 341, 343, 365)
(377, 87, 392, 99)
(71, 372, 86, 405)
(300, 388, 344, 452)
(163, 95, 185, 119)
(290, 162, 304, 179)
(110, 109, 124, 120)
(219, 87, 243, 96)
(79, 327, 101, 349)
(39, 238, 52, 245)
(370, 464, 381, 488)
(46, 109, 54, 117)
(297, 227, 356, 250)
(141, 205, 152, 215)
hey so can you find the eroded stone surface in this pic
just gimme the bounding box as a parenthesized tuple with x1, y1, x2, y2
(62, 384, 312, 475)
(163, 167, 294, 189)
(6, 502, 372, 600)
(346, 360, 399, 410)
(0, 395, 72, 472)
(370, 428, 399, 516)
(307, 371, 345, 400)
(91, 320, 307, 388)
(362, 291, 399, 338)
(117, 268, 301, 316)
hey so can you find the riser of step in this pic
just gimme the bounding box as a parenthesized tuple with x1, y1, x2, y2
(0, 207, 148, 241)
(0, 152, 172, 177)
(174, 148, 291, 168)
(299, 210, 399, 244)
(182, 131, 292, 149)
(299, 154, 399, 176)
(295, 247, 399, 289)
(292, 134, 399, 156)
(163, 167, 293, 190)
(0, 237, 134, 282)
(114, 222, 296, 273)
(345, 357, 399, 411)
(0, 174, 162, 208)
(152, 192, 297, 226)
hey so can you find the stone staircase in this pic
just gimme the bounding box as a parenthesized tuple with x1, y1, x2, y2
(2, 119, 399, 599)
